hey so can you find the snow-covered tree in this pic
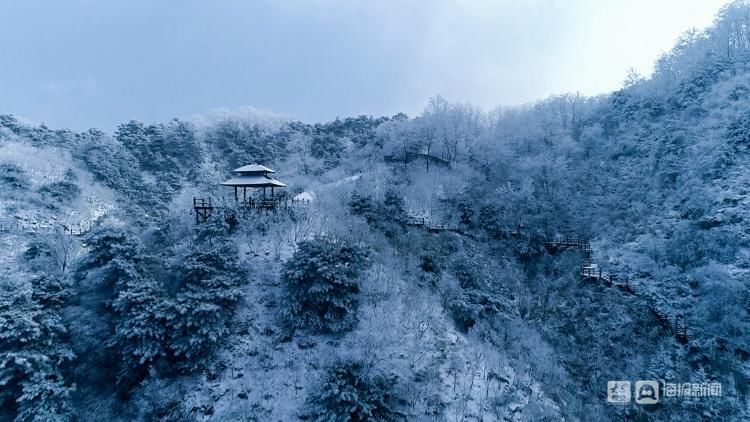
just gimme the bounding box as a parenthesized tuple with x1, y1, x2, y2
(282, 237, 370, 334)
(0, 280, 75, 422)
(302, 360, 400, 422)
(165, 226, 244, 367)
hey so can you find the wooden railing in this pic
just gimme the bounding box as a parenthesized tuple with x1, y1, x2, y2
(241, 197, 310, 209)
(192, 196, 310, 222)
(406, 216, 458, 231)
(0, 219, 102, 237)
(545, 237, 591, 252)
(193, 197, 213, 208)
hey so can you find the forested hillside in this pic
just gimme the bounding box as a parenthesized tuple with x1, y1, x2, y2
(1, 2, 749, 421)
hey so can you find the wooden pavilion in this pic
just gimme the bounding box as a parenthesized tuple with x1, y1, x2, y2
(221, 164, 287, 202)
(193, 164, 306, 222)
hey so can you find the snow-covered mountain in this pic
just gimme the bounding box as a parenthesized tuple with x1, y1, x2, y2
(2, 3, 750, 421)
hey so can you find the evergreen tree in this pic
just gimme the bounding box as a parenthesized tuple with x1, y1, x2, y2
(165, 229, 243, 367)
(303, 360, 399, 422)
(0, 281, 75, 422)
(381, 188, 407, 225)
(108, 258, 167, 386)
(78, 226, 167, 386)
(282, 238, 370, 334)
(77, 226, 144, 287)
(348, 190, 376, 222)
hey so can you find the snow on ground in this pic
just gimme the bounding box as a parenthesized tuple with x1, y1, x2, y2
(293, 191, 315, 202)
(0, 142, 119, 281)
(184, 221, 555, 420)
(328, 173, 362, 187)
(0, 232, 31, 280)
(0, 141, 70, 186)
(292, 173, 364, 204)
(0, 142, 117, 232)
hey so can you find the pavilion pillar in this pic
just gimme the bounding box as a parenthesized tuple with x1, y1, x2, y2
(234, 186, 238, 201)
(263, 187, 266, 199)
(271, 187, 274, 198)
(243, 187, 246, 201)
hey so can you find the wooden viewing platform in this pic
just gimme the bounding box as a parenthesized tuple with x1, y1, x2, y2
(194, 164, 311, 223)
(193, 196, 309, 223)
(193, 197, 214, 223)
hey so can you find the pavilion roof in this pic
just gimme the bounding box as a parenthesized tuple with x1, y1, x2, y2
(232, 164, 276, 174)
(221, 175, 287, 188)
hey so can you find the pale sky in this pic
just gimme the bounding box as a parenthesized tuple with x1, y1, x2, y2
(0, 0, 732, 130)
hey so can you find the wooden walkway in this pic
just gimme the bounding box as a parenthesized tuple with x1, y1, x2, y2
(578, 259, 696, 343)
(0, 216, 105, 237)
(578, 249, 750, 358)
(407, 215, 747, 357)
(579, 262, 634, 293)
(406, 216, 459, 232)
(403, 217, 705, 347)
(545, 237, 591, 253)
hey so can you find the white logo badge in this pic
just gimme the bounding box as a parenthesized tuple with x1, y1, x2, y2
(607, 381, 631, 404)
(635, 380, 660, 404)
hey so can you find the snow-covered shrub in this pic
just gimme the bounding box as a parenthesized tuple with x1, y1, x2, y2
(456, 201, 476, 228)
(30, 275, 70, 309)
(282, 237, 370, 334)
(348, 188, 408, 239)
(419, 252, 441, 274)
(450, 253, 484, 289)
(348, 190, 376, 222)
(665, 222, 738, 268)
(725, 111, 750, 150)
(0, 162, 30, 190)
(478, 205, 504, 239)
(302, 360, 400, 422)
(310, 132, 344, 169)
(381, 188, 407, 225)
(37, 180, 80, 204)
(448, 296, 483, 332)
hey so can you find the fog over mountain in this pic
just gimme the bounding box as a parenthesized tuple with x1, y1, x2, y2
(1, 1, 749, 421)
